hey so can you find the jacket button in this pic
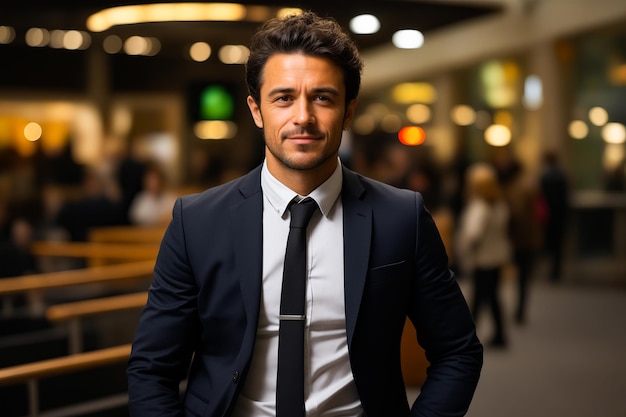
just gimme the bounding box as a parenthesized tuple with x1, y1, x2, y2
(232, 371, 240, 383)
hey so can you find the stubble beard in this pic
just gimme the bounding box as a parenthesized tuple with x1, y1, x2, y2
(265, 131, 342, 172)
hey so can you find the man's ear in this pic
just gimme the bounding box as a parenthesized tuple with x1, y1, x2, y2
(247, 96, 263, 128)
(343, 99, 358, 130)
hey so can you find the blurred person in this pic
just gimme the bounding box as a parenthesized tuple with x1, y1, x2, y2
(0, 216, 39, 317)
(115, 139, 147, 224)
(128, 11, 482, 417)
(540, 152, 569, 283)
(0, 216, 38, 278)
(128, 161, 177, 226)
(54, 167, 125, 242)
(498, 159, 543, 325)
(457, 162, 512, 348)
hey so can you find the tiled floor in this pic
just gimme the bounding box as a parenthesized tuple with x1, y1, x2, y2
(409, 271, 626, 417)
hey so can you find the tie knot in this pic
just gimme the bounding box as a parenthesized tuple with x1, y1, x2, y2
(288, 198, 318, 229)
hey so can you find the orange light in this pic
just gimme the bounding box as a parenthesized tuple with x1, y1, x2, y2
(398, 126, 425, 146)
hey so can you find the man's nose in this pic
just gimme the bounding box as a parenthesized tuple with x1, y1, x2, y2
(293, 101, 315, 125)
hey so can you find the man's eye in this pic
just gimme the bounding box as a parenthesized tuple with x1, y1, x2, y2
(315, 95, 330, 102)
(275, 96, 291, 102)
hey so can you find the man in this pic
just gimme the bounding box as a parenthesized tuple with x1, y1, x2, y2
(128, 11, 482, 417)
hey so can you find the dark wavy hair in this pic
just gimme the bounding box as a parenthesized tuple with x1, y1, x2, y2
(245, 11, 363, 108)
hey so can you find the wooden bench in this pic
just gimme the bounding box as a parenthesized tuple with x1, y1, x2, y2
(0, 260, 154, 325)
(0, 344, 131, 386)
(46, 292, 148, 353)
(0, 344, 131, 417)
(0, 260, 154, 296)
(88, 225, 167, 244)
(0, 258, 155, 416)
(30, 241, 160, 266)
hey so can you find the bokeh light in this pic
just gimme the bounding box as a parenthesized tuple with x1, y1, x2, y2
(25, 27, 50, 47)
(392, 29, 424, 49)
(350, 14, 380, 35)
(601, 122, 626, 144)
(398, 126, 426, 146)
(589, 106, 609, 126)
(24, 122, 43, 141)
(568, 120, 588, 139)
(406, 104, 431, 124)
(484, 124, 511, 147)
(451, 105, 476, 126)
(190, 42, 212, 62)
(0, 26, 16, 44)
(218, 45, 249, 64)
(194, 120, 238, 140)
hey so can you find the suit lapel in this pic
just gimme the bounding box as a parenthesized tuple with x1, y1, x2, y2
(341, 168, 372, 347)
(231, 167, 264, 333)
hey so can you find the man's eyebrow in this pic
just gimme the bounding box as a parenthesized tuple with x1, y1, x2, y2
(312, 87, 340, 96)
(267, 87, 295, 96)
(266, 87, 340, 96)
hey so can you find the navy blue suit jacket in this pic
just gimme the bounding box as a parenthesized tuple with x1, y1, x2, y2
(127, 165, 482, 417)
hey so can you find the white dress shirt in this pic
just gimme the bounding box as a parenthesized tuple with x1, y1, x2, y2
(231, 159, 362, 417)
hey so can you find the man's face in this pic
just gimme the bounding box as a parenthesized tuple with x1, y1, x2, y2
(247, 53, 357, 186)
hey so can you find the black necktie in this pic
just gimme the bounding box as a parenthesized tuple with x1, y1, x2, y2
(276, 197, 318, 417)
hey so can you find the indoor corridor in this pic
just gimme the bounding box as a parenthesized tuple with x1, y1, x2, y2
(409, 261, 626, 417)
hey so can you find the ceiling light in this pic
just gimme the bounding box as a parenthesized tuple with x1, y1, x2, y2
(190, 42, 212, 62)
(25, 28, 50, 47)
(49, 30, 66, 48)
(124, 36, 160, 56)
(350, 14, 380, 35)
(64, 30, 91, 50)
(219, 45, 249, 64)
(0, 26, 16, 44)
(87, 3, 248, 32)
(277, 8, 303, 19)
(392, 29, 424, 49)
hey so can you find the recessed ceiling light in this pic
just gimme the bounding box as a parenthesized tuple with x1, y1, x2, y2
(350, 14, 380, 35)
(392, 29, 424, 49)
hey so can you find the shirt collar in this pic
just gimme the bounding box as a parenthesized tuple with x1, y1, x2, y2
(261, 158, 343, 219)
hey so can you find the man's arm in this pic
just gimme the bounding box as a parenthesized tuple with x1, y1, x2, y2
(409, 198, 483, 417)
(127, 198, 199, 417)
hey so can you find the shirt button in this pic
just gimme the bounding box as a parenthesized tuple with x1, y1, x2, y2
(232, 371, 240, 383)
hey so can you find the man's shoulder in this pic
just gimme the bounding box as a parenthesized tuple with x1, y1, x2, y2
(179, 166, 262, 210)
(344, 168, 421, 204)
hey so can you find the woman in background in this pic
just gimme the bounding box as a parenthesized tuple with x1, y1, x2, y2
(456, 163, 512, 348)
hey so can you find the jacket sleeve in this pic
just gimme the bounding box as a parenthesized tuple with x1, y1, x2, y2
(127, 198, 199, 417)
(409, 196, 483, 417)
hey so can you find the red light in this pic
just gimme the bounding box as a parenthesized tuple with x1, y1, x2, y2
(398, 126, 425, 146)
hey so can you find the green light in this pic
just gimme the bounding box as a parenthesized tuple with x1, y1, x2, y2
(200, 85, 234, 120)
